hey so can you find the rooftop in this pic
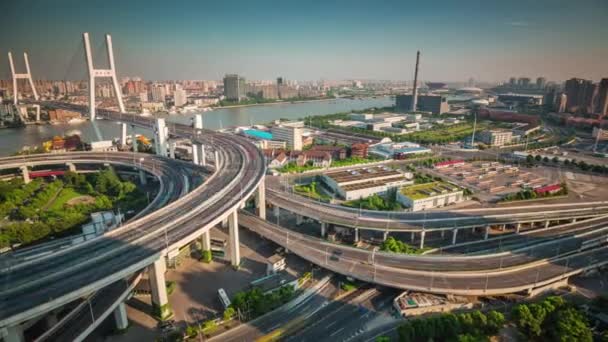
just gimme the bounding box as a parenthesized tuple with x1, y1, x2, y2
(325, 166, 402, 184)
(400, 181, 461, 200)
(244, 129, 273, 140)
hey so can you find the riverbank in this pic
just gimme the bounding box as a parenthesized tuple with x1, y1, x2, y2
(213, 96, 352, 109)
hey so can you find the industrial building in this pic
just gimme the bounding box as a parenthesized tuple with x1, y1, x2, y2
(321, 166, 413, 200)
(370, 141, 431, 159)
(395, 94, 449, 114)
(397, 182, 464, 211)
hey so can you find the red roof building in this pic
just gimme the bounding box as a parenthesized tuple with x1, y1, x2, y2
(534, 184, 562, 195)
(434, 159, 465, 169)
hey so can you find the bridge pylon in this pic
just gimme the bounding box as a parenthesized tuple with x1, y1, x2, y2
(8, 52, 38, 105)
(82, 32, 126, 120)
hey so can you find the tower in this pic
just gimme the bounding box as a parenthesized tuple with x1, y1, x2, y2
(411, 51, 420, 112)
(83, 32, 126, 121)
(8, 52, 38, 105)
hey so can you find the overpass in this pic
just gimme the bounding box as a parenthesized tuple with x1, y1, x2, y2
(0, 105, 605, 341)
(0, 107, 268, 341)
(239, 211, 608, 296)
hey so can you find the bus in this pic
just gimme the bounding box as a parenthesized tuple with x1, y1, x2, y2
(218, 288, 231, 309)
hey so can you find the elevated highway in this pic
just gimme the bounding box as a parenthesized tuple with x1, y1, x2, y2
(239, 211, 608, 296)
(0, 107, 267, 340)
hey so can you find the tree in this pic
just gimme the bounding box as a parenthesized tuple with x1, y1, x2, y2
(485, 310, 505, 335)
(542, 307, 592, 342)
(535, 155, 542, 162)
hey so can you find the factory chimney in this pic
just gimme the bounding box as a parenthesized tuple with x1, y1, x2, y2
(411, 50, 420, 112)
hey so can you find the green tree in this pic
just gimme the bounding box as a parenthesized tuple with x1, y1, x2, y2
(485, 310, 505, 335)
(542, 307, 592, 342)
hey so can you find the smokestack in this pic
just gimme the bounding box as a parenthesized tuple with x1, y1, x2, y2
(411, 50, 420, 112)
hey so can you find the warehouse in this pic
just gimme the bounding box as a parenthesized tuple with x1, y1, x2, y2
(321, 165, 413, 200)
(397, 181, 464, 211)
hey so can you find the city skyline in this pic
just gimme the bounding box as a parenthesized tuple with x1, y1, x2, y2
(1, 0, 607, 83)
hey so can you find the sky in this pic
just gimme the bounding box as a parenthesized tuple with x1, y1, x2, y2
(1, 0, 607, 83)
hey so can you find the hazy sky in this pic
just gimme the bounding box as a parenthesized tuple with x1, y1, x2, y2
(1, 0, 607, 83)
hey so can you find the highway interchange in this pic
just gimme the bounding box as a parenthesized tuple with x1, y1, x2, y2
(0, 103, 607, 341)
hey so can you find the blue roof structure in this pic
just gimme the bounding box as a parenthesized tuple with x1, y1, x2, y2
(243, 129, 273, 140)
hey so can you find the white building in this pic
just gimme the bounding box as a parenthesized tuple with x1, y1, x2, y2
(397, 182, 464, 211)
(370, 141, 431, 159)
(321, 165, 413, 200)
(271, 121, 304, 151)
(174, 85, 187, 107)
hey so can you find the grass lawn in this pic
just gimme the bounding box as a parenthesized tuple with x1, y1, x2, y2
(47, 187, 87, 211)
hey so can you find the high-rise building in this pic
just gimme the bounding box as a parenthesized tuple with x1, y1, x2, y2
(223, 74, 246, 101)
(150, 83, 167, 103)
(536, 77, 546, 90)
(174, 85, 187, 107)
(595, 78, 608, 117)
(565, 78, 597, 114)
(518, 77, 531, 88)
(556, 93, 568, 113)
(508, 77, 517, 86)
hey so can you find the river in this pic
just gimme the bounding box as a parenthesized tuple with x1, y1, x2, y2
(0, 97, 394, 156)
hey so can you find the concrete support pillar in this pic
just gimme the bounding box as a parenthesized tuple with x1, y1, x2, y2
(201, 145, 206, 167)
(410, 231, 415, 242)
(66, 162, 76, 172)
(113, 302, 129, 331)
(3, 325, 24, 342)
(200, 231, 211, 251)
(132, 131, 138, 153)
(214, 151, 219, 166)
(321, 222, 327, 237)
(571, 218, 577, 223)
(273, 206, 280, 218)
(500, 224, 506, 231)
(121, 122, 128, 147)
(256, 178, 266, 220)
(169, 141, 176, 159)
(354, 228, 359, 242)
(452, 228, 458, 245)
(296, 214, 304, 226)
(419, 231, 426, 249)
(383, 231, 389, 241)
(221, 218, 228, 228)
(484, 226, 490, 240)
(516, 223, 521, 233)
(192, 144, 199, 165)
(139, 170, 147, 185)
(544, 220, 550, 229)
(20, 166, 29, 184)
(35, 106, 40, 122)
(441, 230, 445, 239)
(194, 114, 203, 130)
(228, 210, 240, 267)
(149, 258, 171, 320)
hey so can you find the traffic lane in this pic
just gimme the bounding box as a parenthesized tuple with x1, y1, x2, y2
(215, 278, 337, 342)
